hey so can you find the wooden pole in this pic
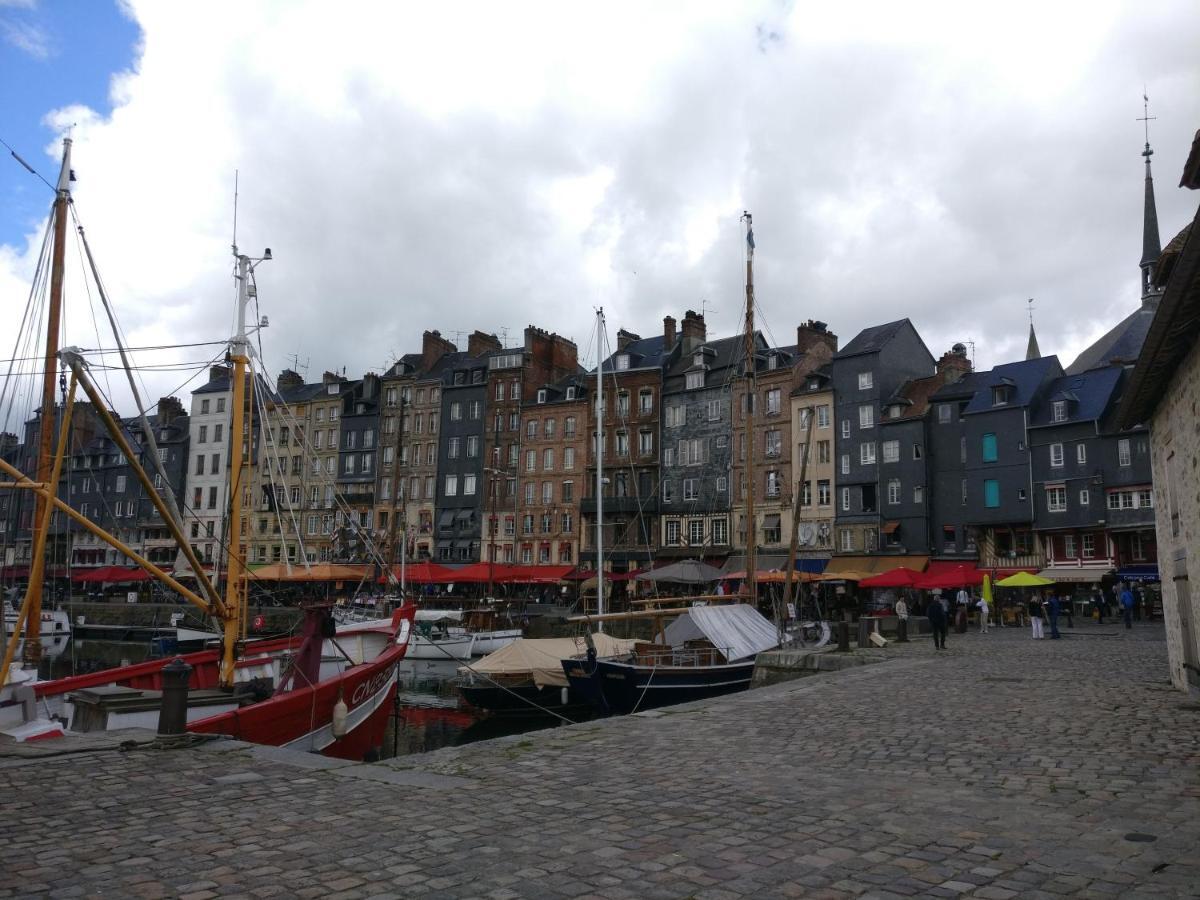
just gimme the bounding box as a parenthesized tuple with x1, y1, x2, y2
(21, 139, 72, 666)
(782, 404, 816, 642)
(742, 213, 757, 610)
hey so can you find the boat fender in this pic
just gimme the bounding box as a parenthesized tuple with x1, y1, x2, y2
(332, 693, 349, 739)
(561, 687, 569, 706)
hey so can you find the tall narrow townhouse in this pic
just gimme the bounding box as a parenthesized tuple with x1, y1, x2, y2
(790, 365, 836, 562)
(730, 320, 837, 572)
(830, 320, 934, 560)
(659, 311, 742, 566)
(334, 375, 381, 562)
(580, 324, 671, 576)
(438, 351, 489, 563)
(182, 365, 234, 576)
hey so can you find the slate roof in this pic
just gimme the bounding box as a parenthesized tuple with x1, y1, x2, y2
(961, 355, 1062, 414)
(883, 372, 950, 422)
(833, 319, 909, 359)
(1028, 367, 1122, 427)
(1065, 305, 1157, 375)
(662, 332, 767, 389)
(598, 334, 669, 374)
(929, 368, 988, 403)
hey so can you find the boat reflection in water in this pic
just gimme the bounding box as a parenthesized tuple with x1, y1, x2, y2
(382, 659, 569, 759)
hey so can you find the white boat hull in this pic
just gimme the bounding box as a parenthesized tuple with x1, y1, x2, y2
(468, 629, 522, 655)
(3, 608, 71, 638)
(406, 633, 475, 660)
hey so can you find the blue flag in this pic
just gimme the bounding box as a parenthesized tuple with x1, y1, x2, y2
(747, 228, 755, 252)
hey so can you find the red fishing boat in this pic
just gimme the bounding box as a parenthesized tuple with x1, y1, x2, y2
(0, 139, 414, 758)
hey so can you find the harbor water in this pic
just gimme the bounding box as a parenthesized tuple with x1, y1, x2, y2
(41, 639, 567, 757)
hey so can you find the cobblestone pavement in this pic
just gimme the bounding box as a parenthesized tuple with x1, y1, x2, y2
(2, 622, 1198, 899)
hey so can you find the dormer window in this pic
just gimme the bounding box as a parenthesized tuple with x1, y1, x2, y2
(537, 389, 548, 404)
(889, 404, 904, 419)
(1051, 400, 1067, 422)
(992, 385, 1011, 407)
(767, 353, 778, 371)
(615, 354, 630, 371)
(693, 352, 704, 367)
(808, 379, 819, 390)
(566, 387, 576, 400)
(686, 371, 704, 390)
(327, 384, 339, 395)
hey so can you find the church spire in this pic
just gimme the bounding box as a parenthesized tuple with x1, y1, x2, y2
(1138, 92, 1163, 306)
(1025, 298, 1041, 360)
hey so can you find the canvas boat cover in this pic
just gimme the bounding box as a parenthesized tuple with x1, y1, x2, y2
(459, 634, 637, 688)
(661, 604, 778, 662)
(416, 609, 464, 623)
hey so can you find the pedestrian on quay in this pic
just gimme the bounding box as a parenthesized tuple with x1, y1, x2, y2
(1062, 591, 1074, 628)
(1029, 593, 1045, 640)
(1092, 588, 1104, 624)
(927, 592, 948, 650)
(955, 586, 970, 634)
(1047, 593, 1062, 639)
(894, 595, 909, 621)
(976, 595, 990, 634)
(1121, 582, 1135, 629)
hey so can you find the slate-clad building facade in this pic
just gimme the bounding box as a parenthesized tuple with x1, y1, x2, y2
(437, 353, 488, 562)
(831, 319, 934, 556)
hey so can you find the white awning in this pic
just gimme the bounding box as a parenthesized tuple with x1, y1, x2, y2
(661, 604, 778, 662)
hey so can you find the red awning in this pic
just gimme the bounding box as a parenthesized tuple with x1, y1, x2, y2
(74, 566, 152, 583)
(860, 567, 924, 588)
(503, 565, 575, 584)
(913, 561, 984, 589)
(377, 561, 457, 584)
(607, 568, 647, 582)
(561, 567, 596, 582)
(442, 562, 516, 584)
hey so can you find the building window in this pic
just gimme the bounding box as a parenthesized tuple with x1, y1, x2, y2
(983, 479, 1000, 508)
(1064, 534, 1076, 558)
(1051, 400, 1067, 422)
(450, 402, 462, 421)
(444, 474, 458, 496)
(1118, 438, 1131, 467)
(526, 419, 538, 439)
(1081, 533, 1096, 558)
(564, 416, 576, 437)
(937, 404, 952, 424)
(858, 405, 873, 429)
(706, 399, 722, 421)
(816, 405, 829, 428)
(666, 405, 684, 428)
(817, 480, 830, 506)
(464, 474, 477, 496)
(448, 437, 460, 459)
(765, 471, 780, 497)
(716, 476, 727, 493)
(841, 487, 850, 511)
(636, 390, 653, 414)
(617, 392, 630, 416)
(683, 478, 699, 501)
(543, 448, 555, 470)
(839, 528, 854, 552)
(992, 385, 1010, 406)
(685, 371, 704, 390)
(616, 432, 629, 457)
(857, 372, 873, 390)
(525, 449, 536, 472)
(840, 454, 850, 475)
(712, 518, 728, 545)
(688, 519, 704, 546)
(1050, 443, 1064, 468)
(1079, 488, 1089, 506)
(982, 433, 998, 463)
(887, 479, 901, 504)
(763, 516, 781, 544)
(913, 485, 924, 504)
(841, 419, 850, 439)
(542, 482, 553, 505)
(859, 442, 876, 465)
(882, 440, 899, 463)
(765, 430, 781, 457)
(665, 520, 681, 545)
(1046, 486, 1067, 512)
(766, 389, 781, 415)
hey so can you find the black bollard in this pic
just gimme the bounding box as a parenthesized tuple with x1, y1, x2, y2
(837, 621, 851, 652)
(857, 618, 871, 649)
(897, 618, 909, 643)
(158, 656, 193, 736)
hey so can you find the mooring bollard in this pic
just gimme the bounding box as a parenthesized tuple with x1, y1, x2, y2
(857, 618, 872, 649)
(896, 618, 909, 643)
(837, 621, 851, 652)
(158, 656, 193, 736)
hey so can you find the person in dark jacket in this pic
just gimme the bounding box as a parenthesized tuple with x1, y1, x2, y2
(1047, 594, 1062, 639)
(926, 595, 948, 650)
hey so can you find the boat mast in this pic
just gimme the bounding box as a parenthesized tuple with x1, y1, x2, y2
(223, 245, 269, 687)
(595, 307, 605, 632)
(21, 138, 72, 666)
(742, 211, 757, 606)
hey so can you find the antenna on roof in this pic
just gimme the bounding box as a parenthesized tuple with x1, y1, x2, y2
(286, 353, 310, 379)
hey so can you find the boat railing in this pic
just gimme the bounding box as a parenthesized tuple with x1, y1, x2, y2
(630, 645, 732, 667)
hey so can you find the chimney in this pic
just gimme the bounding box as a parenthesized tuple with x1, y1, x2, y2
(209, 364, 232, 384)
(467, 330, 502, 357)
(156, 396, 185, 426)
(277, 369, 304, 393)
(663, 316, 677, 348)
(937, 344, 973, 384)
(617, 329, 640, 352)
(680, 310, 707, 353)
(421, 330, 456, 371)
(796, 320, 839, 356)
(322, 370, 343, 386)
(362, 373, 379, 399)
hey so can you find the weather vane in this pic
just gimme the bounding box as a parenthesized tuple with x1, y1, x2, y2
(1137, 89, 1156, 157)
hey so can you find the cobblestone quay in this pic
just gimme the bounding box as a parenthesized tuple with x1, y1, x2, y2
(3, 624, 1198, 898)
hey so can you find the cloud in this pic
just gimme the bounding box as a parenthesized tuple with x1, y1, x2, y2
(2, 0, 1199, 424)
(1, 16, 49, 58)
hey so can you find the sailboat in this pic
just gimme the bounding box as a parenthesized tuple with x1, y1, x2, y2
(560, 215, 779, 715)
(0, 139, 415, 758)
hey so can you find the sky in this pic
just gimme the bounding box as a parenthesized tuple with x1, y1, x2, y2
(2, 0, 1199, 421)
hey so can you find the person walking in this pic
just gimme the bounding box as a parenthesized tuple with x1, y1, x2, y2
(1121, 583, 1135, 629)
(1047, 593, 1062, 639)
(955, 587, 970, 634)
(1029, 593, 1045, 640)
(927, 593, 948, 650)
(1092, 588, 1104, 624)
(976, 595, 990, 634)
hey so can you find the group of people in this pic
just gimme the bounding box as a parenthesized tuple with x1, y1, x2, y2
(899, 580, 1149, 650)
